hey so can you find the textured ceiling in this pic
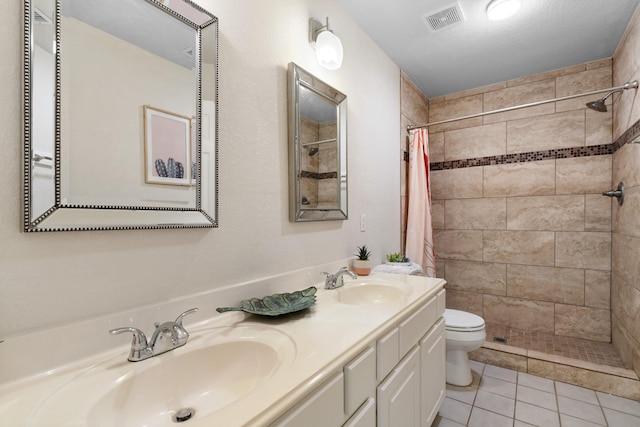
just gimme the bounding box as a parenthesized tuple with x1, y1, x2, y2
(339, 0, 640, 98)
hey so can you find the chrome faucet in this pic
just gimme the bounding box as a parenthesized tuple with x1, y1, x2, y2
(110, 308, 198, 362)
(322, 267, 357, 289)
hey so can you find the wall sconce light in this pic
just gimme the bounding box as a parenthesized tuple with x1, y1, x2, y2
(309, 17, 343, 70)
(486, 0, 521, 21)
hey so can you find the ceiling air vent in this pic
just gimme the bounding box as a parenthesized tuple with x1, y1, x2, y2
(33, 7, 53, 25)
(422, 2, 465, 32)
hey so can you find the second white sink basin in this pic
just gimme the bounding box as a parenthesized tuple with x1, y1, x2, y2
(336, 280, 408, 305)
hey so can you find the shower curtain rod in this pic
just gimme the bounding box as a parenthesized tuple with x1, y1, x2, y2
(407, 83, 631, 131)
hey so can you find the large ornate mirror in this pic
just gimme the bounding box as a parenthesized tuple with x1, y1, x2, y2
(24, 0, 218, 231)
(287, 63, 347, 222)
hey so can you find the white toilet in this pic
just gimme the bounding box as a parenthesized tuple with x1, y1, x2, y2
(444, 309, 486, 386)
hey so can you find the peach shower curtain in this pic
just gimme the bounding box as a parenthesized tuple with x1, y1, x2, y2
(405, 128, 436, 277)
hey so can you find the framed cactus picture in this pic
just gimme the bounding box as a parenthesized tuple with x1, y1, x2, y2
(143, 105, 192, 186)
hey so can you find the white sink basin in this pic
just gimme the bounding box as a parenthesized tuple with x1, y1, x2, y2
(336, 281, 408, 305)
(28, 325, 296, 426)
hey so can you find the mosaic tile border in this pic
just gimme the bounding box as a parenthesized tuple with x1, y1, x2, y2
(427, 118, 640, 171)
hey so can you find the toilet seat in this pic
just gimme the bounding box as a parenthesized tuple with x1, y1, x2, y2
(444, 309, 485, 332)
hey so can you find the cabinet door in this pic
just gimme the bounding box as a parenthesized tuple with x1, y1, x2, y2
(420, 318, 446, 427)
(344, 346, 376, 417)
(270, 372, 345, 427)
(377, 346, 421, 427)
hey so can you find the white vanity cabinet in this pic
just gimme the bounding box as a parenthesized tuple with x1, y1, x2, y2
(269, 288, 446, 427)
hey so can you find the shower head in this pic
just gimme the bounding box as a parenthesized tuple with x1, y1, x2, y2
(586, 97, 609, 112)
(586, 80, 639, 112)
(304, 146, 319, 156)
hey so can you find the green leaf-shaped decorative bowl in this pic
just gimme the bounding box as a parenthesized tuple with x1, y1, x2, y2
(216, 286, 317, 316)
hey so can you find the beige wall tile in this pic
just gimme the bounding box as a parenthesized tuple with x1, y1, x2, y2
(613, 186, 640, 238)
(556, 156, 612, 195)
(483, 231, 555, 266)
(483, 79, 556, 124)
(444, 288, 483, 316)
(508, 64, 586, 87)
(431, 167, 484, 200)
(611, 274, 640, 347)
(484, 295, 554, 332)
(507, 265, 584, 305)
(611, 233, 640, 290)
(585, 108, 613, 146)
(507, 195, 584, 231)
(555, 66, 612, 112)
(431, 199, 445, 230)
(613, 144, 640, 189)
(444, 260, 506, 295)
(585, 270, 611, 309)
(507, 111, 585, 154)
(444, 123, 506, 161)
(612, 5, 640, 138)
(428, 95, 483, 133)
(555, 304, 611, 342)
(400, 72, 429, 124)
(435, 258, 445, 279)
(445, 198, 506, 230)
(428, 131, 445, 163)
(585, 194, 612, 231)
(484, 160, 556, 197)
(556, 232, 611, 270)
(612, 315, 640, 378)
(434, 230, 483, 261)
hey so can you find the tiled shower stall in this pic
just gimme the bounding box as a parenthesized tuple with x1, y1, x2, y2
(400, 6, 640, 398)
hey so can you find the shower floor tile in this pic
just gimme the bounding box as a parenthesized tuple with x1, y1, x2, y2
(484, 324, 627, 369)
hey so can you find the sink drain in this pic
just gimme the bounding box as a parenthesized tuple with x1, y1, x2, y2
(173, 408, 195, 423)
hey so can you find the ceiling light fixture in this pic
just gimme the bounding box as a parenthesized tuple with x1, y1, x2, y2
(486, 0, 521, 21)
(309, 17, 343, 70)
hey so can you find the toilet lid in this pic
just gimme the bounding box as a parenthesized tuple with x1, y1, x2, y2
(444, 309, 485, 332)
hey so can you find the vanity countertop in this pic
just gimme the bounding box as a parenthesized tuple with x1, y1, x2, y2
(0, 272, 445, 426)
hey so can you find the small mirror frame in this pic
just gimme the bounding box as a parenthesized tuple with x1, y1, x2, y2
(287, 63, 347, 222)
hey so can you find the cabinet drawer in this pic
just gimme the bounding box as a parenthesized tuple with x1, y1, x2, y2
(344, 346, 376, 416)
(342, 397, 375, 427)
(376, 327, 399, 382)
(399, 297, 437, 357)
(270, 372, 345, 427)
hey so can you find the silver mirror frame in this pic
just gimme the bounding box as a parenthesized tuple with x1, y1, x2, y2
(287, 62, 347, 222)
(23, 0, 219, 231)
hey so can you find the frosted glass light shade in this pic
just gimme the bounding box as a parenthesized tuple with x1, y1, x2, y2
(315, 30, 343, 70)
(486, 0, 521, 21)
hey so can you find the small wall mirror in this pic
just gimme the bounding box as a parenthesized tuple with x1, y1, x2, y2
(287, 63, 347, 222)
(24, 0, 218, 231)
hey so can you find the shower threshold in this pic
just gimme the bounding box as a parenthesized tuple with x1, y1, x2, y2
(469, 324, 640, 400)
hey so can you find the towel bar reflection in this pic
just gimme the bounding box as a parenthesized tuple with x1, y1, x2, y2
(32, 153, 53, 168)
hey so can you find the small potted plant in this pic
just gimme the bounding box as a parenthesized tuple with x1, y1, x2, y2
(352, 245, 372, 276)
(385, 252, 411, 266)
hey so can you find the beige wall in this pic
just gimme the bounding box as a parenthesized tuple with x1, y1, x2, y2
(428, 59, 614, 342)
(0, 0, 402, 337)
(612, 5, 640, 376)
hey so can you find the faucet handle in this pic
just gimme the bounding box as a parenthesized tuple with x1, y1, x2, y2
(175, 307, 199, 327)
(109, 327, 149, 350)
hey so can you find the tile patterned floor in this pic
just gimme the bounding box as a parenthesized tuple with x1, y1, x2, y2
(431, 361, 640, 427)
(484, 324, 627, 369)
